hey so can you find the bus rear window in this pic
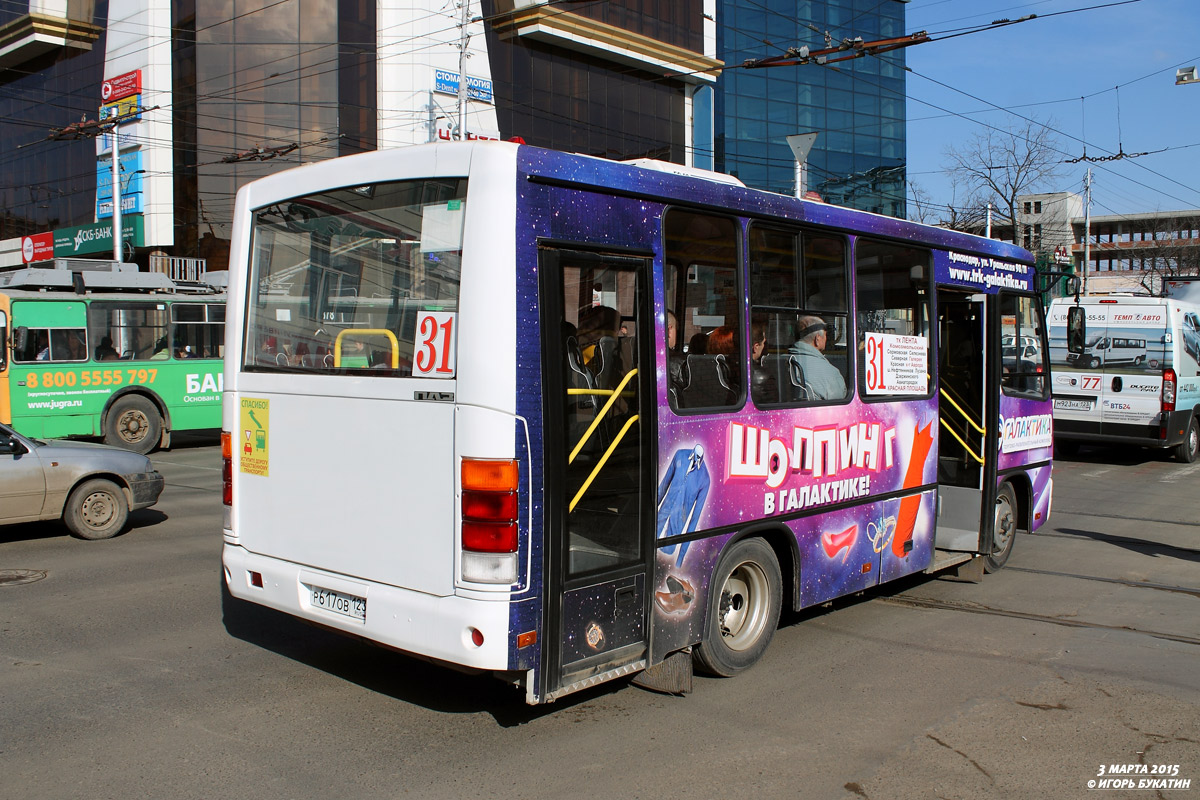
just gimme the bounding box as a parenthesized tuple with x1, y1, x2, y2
(244, 178, 467, 376)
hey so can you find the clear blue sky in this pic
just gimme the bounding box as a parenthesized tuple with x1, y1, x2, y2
(902, 0, 1200, 219)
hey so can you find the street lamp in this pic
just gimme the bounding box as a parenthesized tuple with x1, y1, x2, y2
(1176, 66, 1198, 85)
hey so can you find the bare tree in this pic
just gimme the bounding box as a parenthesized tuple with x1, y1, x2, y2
(907, 181, 937, 224)
(942, 118, 1064, 243)
(1134, 213, 1200, 294)
(936, 173, 989, 233)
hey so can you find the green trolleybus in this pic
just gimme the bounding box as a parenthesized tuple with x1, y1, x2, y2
(0, 261, 226, 453)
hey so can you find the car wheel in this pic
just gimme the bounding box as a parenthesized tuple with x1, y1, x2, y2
(693, 538, 782, 677)
(1088, 356, 1101, 369)
(64, 478, 130, 540)
(984, 483, 1017, 573)
(1175, 417, 1199, 464)
(104, 395, 162, 454)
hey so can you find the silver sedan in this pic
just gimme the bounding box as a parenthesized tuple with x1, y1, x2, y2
(0, 422, 164, 540)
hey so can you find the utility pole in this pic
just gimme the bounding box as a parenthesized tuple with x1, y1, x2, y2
(457, 0, 470, 140)
(1082, 168, 1092, 295)
(986, 202, 992, 238)
(109, 107, 123, 262)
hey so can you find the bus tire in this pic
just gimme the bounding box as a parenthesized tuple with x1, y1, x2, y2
(64, 478, 130, 540)
(693, 538, 781, 677)
(1174, 417, 1199, 464)
(984, 483, 1017, 573)
(105, 395, 162, 454)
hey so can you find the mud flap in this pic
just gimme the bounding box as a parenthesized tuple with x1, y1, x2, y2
(631, 647, 693, 696)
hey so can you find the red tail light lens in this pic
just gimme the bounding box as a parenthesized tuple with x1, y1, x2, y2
(462, 490, 518, 521)
(462, 521, 518, 553)
(461, 459, 519, 554)
(1162, 369, 1177, 412)
(221, 431, 233, 507)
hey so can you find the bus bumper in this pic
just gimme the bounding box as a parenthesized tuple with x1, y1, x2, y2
(222, 544, 513, 671)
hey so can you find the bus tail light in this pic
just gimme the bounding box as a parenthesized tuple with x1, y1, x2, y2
(461, 458, 519, 584)
(1162, 369, 1177, 413)
(221, 431, 233, 507)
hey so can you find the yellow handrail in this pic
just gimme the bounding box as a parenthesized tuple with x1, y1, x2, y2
(939, 417, 984, 464)
(569, 415, 640, 512)
(569, 368, 638, 464)
(938, 386, 986, 434)
(334, 329, 399, 368)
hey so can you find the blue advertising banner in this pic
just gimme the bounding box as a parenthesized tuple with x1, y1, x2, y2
(96, 150, 143, 200)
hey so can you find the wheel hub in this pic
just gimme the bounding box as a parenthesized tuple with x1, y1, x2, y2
(82, 492, 116, 528)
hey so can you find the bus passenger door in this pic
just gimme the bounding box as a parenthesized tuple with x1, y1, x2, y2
(539, 247, 654, 702)
(934, 290, 993, 551)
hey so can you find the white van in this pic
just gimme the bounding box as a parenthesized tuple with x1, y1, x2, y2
(1048, 288, 1200, 462)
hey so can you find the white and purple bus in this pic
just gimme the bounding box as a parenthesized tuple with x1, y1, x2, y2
(221, 141, 1053, 704)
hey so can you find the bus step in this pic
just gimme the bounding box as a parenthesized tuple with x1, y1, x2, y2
(928, 549, 983, 583)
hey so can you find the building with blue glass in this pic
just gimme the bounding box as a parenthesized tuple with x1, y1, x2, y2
(715, 0, 907, 217)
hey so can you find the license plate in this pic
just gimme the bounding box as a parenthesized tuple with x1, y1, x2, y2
(1054, 397, 1094, 411)
(309, 585, 366, 621)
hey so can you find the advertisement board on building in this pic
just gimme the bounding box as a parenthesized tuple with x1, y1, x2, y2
(53, 217, 145, 258)
(96, 150, 143, 200)
(101, 70, 142, 102)
(21, 232, 54, 263)
(97, 193, 144, 219)
(100, 94, 142, 123)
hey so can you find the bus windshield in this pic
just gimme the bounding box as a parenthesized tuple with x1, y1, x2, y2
(245, 178, 467, 374)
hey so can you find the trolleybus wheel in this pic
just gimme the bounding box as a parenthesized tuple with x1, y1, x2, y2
(984, 483, 1017, 573)
(64, 478, 129, 540)
(1175, 417, 1199, 464)
(693, 538, 781, 677)
(105, 395, 162, 454)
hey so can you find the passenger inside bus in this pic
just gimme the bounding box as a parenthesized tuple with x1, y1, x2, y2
(750, 319, 778, 405)
(789, 315, 845, 400)
(95, 336, 118, 361)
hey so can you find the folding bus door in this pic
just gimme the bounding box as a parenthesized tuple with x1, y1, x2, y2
(934, 289, 995, 551)
(539, 247, 655, 702)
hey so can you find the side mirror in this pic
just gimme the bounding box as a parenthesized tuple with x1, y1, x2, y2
(15, 325, 29, 352)
(0, 435, 27, 456)
(1066, 306, 1086, 354)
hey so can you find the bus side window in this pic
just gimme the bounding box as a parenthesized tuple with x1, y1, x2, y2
(854, 239, 931, 399)
(749, 225, 850, 405)
(663, 210, 742, 412)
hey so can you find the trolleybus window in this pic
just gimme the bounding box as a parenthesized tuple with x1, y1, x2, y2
(244, 178, 466, 375)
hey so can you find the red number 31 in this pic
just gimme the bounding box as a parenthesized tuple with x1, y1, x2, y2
(415, 312, 456, 376)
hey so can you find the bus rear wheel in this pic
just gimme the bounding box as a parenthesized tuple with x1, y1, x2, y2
(693, 538, 781, 677)
(105, 395, 162, 455)
(1175, 417, 1199, 464)
(984, 483, 1017, 573)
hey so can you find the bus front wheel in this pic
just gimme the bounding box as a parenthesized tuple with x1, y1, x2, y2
(693, 538, 781, 677)
(105, 395, 162, 455)
(984, 484, 1017, 573)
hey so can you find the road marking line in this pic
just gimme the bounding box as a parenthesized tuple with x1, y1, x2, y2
(1160, 461, 1200, 483)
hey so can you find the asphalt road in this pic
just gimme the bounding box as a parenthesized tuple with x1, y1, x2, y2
(2, 436, 1197, 800)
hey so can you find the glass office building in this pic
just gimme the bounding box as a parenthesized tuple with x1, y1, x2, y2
(716, 0, 906, 217)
